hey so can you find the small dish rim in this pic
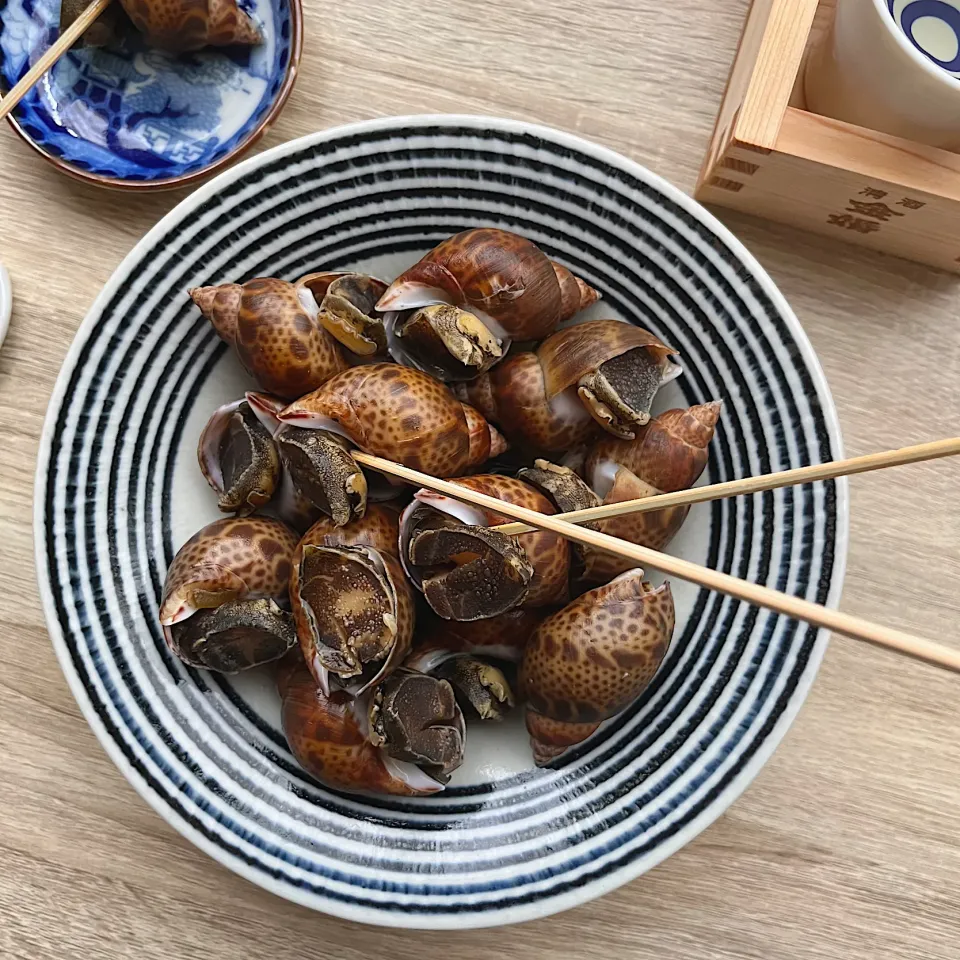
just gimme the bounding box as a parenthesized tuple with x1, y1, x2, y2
(1, 0, 303, 192)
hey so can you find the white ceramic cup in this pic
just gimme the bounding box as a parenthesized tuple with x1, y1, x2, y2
(805, 0, 960, 150)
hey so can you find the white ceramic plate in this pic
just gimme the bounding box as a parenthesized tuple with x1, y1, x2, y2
(34, 116, 848, 928)
(0, 262, 9, 350)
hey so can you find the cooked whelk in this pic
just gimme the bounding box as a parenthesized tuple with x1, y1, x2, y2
(159, 517, 299, 673)
(290, 506, 415, 694)
(198, 398, 281, 514)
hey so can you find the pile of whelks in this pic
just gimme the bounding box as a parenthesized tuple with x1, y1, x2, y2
(159, 228, 723, 795)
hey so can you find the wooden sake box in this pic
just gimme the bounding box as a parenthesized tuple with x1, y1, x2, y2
(696, 0, 960, 274)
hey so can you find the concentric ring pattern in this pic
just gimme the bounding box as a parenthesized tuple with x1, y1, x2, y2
(35, 116, 847, 928)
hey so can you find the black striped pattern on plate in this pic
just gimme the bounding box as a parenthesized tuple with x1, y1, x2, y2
(35, 116, 847, 929)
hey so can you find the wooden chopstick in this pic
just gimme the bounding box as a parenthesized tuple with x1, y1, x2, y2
(353, 450, 960, 674)
(492, 437, 960, 536)
(0, 0, 113, 123)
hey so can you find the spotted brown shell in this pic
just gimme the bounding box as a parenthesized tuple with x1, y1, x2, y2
(280, 364, 475, 477)
(191, 279, 348, 400)
(520, 574, 674, 764)
(378, 228, 597, 341)
(159, 517, 298, 625)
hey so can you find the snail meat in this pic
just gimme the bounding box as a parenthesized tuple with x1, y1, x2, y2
(401, 475, 570, 620)
(275, 427, 367, 528)
(198, 398, 281, 514)
(368, 669, 466, 782)
(518, 459, 603, 580)
(402, 507, 533, 621)
(279, 658, 460, 795)
(168, 598, 296, 674)
(390, 303, 506, 382)
(290, 506, 415, 694)
(536, 320, 681, 437)
(406, 642, 515, 720)
(297, 272, 390, 358)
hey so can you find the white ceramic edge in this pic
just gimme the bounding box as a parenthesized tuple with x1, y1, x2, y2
(869, 0, 960, 90)
(33, 114, 850, 930)
(0, 262, 10, 349)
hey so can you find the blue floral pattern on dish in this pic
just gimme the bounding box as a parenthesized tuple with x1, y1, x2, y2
(0, 0, 295, 184)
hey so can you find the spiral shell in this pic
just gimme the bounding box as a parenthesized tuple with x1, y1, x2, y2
(520, 573, 674, 764)
(160, 517, 297, 625)
(159, 517, 299, 673)
(377, 228, 599, 341)
(190, 278, 348, 400)
(581, 401, 722, 580)
(279, 363, 493, 477)
(456, 351, 600, 455)
(537, 320, 680, 439)
(278, 658, 449, 796)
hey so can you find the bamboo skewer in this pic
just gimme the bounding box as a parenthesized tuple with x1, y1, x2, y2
(492, 437, 960, 536)
(352, 450, 960, 675)
(0, 0, 113, 123)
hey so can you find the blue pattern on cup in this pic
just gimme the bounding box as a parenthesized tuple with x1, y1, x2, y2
(0, 0, 294, 184)
(888, 0, 960, 76)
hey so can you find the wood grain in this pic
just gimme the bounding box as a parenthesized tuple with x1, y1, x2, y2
(733, 0, 820, 149)
(1, 1, 959, 957)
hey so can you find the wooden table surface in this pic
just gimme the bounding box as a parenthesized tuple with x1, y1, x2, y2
(2, 1, 959, 956)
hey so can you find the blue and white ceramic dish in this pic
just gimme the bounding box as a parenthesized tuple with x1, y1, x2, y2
(0, 0, 301, 189)
(888, 0, 960, 76)
(35, 116, 848, 928)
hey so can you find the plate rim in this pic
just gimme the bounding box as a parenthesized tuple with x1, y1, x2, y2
(33, 114, 850, 928)
(1, 0, 303, 191)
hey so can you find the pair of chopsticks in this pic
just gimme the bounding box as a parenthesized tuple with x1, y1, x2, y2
(351, 437, 960, 674)
(0, 0, 112, 123)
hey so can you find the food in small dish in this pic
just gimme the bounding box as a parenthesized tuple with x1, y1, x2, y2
(0, 0, 301, 188)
